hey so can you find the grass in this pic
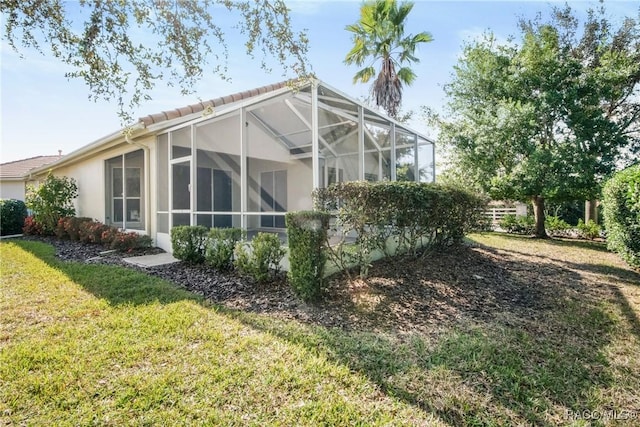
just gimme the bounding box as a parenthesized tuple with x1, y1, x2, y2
(2, 234, 639, 425)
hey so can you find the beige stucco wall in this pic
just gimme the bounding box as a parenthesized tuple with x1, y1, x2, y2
(46, 136, 156, 236)
(0, 181, 25, 201)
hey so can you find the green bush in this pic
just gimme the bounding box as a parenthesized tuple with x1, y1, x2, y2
(205, 227, 244, 270)
(545, 215, 572, 237)
(171, 225, 209, 263)
(602, 165, 640, 268)
(499, 214, 535, 235)
(286, 211, 330, 301)
(314, 182, 488, 278)
(0, 199, 27, 236)
(576, 219, 601, 240)
(234, 232, 285, 283)
(25, 173, 78, 235)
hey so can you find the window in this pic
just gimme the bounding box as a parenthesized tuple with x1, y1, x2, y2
(260, 170, 287, 228)
(106, 150, 144, 229)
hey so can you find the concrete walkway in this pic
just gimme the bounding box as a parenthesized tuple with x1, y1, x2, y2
(124, 253, 179, 268)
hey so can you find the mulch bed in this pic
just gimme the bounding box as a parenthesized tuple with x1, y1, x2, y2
(17, 235, 605, 336)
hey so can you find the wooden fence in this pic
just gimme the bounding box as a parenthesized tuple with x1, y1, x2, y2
(484, 207, 518, 224)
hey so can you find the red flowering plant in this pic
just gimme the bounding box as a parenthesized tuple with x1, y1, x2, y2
(78, 221, 111, 244)
(23, 216, 44, 235)
(110, 231, 152, 252)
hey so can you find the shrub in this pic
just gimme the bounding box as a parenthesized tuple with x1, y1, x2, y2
(171, 225, 209, 263)
(576, 219, 601, 240)
(286, 211, 330, 301)
(25, 173, 78, 235)
(56, 216, 93, 241)
(499, 214, 535, 235)
(101, 227, 120, 246)
(602, 165, 640, 268)
(234, 232, 285, 283)
(314, 182, 488, 278)
(78, 220, 112, 244)
(23, 216, 44, 235)
(205, 227, 244, 270)
(0, 199, 27, 236)
(110, 231, 152, 252)
(545, 215, 572, 237)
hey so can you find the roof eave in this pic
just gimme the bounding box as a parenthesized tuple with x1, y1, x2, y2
(28, 123, 146, 177)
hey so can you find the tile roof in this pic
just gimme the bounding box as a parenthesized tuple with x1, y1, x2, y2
(138, 80, 292, 126)
(0, 155, 62, 179)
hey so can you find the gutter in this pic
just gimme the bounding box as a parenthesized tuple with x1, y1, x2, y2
(123, 123, 152, 238)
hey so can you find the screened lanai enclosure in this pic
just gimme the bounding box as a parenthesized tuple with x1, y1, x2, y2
(154, 80, 435, 239)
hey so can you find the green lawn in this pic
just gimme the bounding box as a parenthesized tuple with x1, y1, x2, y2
(1, 235, 639, 426)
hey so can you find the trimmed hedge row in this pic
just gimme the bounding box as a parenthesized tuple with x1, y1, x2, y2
(314, 181, 488, 278)
(235, 232, 285, 283)
(170, 225, 209, 263)
(0, 199, 27, 236)
(602, 165, 640, 268)
(170, 226, 284, 283)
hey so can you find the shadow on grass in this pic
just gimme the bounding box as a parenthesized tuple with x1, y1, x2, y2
(11, 238, 631, 425)
(472, 233, 640, 287)
(228, 245, 621, 426)
(474, 232, 611, 253)
(13, 239, 200, 307)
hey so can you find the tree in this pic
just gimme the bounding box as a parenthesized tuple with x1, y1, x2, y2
(344, 0, 432, 118)
(438, 4, 640, 238)
(2, 0, 309, 124)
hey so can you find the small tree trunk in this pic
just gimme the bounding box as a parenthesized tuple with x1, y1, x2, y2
(585, 200, 598, 224)
(531, 195, 548, 238)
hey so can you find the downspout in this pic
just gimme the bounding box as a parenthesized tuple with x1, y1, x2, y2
(123, 123, 151, 237)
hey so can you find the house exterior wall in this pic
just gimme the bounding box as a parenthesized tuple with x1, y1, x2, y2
(0, 181, 25, 200)
(46, 137, 156, 236)
(34, 80, 434, 254)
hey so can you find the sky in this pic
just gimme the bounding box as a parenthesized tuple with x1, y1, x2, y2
(1, 0, 638, 163)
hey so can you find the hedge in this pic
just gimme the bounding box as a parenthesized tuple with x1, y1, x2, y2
(0, 199, 27, 236)
(286, 211, 330, 301)
(170, 225, 209, 263)
(205, 227, 244, 270)
(234, 232, 285, 283)
(602, 165, 640, 268)
(314, 181, 488, 278)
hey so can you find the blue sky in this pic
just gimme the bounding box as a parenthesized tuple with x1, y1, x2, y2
(1, 0, 637, 163)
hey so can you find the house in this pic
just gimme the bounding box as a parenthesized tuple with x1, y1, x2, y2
(0, 155, 62, 201)
(28, 78, 435, 252)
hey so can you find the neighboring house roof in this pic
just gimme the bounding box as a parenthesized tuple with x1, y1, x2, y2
(0, 155, 61, 180)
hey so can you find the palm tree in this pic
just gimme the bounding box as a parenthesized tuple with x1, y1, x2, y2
(344, 0, 432, 118)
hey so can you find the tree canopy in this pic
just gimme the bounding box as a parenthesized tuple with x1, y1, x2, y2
(344, 0, 432, 118)
(2, 0, 310, 124)
(437, 4, 640, 237)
